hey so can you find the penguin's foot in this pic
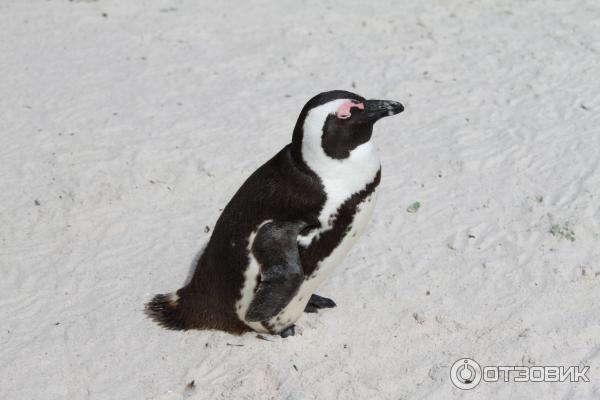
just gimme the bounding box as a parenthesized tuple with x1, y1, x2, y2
(279, 325, 295, 338)
(304, 294, 336, 313)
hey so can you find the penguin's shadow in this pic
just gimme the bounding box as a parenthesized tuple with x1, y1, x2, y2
(182, 242, 207, 286)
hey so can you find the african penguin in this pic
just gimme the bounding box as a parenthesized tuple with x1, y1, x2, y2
(146, 90, 404, 337)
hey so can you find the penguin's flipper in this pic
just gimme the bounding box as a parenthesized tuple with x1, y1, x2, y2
(245, 221, 306, 322)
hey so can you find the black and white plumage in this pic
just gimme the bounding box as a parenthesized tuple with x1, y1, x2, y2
(146, 90, 404, 336)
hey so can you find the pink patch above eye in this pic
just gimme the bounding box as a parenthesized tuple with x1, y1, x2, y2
(336, 100, 364, 119)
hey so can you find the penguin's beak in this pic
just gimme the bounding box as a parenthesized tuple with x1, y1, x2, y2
(362, 99, 404, 122)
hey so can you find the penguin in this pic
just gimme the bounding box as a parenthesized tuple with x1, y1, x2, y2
(146, 90, 404, 337)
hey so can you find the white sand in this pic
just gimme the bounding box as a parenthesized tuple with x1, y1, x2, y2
(1, 1, 599, 399)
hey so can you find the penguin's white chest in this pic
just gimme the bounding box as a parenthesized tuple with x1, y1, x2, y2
(266, 180, 379, 333)
(235, 183, 379, 334)
(236, 141, 381, 334)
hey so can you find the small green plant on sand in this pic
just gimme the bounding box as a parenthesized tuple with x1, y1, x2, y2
(407, 201, 421, 213)
(550, 223, 575, 242)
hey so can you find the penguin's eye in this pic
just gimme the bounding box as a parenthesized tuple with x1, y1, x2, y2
(335, 101, 365, 120)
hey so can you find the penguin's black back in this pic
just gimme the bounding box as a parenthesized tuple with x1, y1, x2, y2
(170, 145, 325, 333)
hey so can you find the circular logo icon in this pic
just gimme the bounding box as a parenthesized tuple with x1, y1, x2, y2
(450, 358, 482, 390)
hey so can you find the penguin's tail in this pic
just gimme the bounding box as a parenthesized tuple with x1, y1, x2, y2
(145, 292, 190, 330)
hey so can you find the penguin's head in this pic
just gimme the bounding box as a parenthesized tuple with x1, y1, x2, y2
(291, 90, 403, 164)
